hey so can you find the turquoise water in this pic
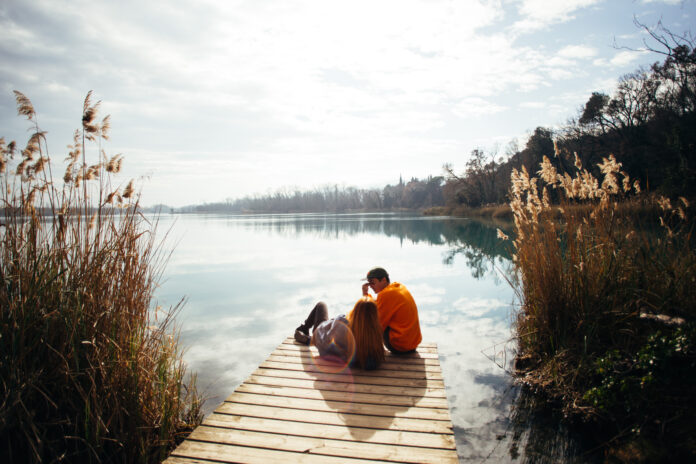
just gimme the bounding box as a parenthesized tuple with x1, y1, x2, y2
(153, 212, 554, 462)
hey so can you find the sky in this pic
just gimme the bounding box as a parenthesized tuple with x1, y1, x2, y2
(1, 0, 694, 207)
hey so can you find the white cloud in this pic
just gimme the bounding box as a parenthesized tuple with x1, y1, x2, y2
(557, 44, 598, 59)
(452, 98, 507, 118)
(513, 0, 603, 32)
(452, 296, 509, 318)
(544, 45, 598, 74)
(641, 0, 682, 4)
(519, 101, 546, 109)
(609, 50, 648, 67)
(547, 68, 574, 80)
(589, 77, 621, 96)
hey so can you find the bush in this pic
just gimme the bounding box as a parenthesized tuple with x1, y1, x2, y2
(0, 92, 202, 463)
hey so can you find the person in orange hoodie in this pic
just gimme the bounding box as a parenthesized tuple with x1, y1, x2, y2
(360, 267, 422, 354)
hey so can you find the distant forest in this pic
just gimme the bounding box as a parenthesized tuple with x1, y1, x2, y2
(176, 175, 446, 214)
(179, 24, 695, 215)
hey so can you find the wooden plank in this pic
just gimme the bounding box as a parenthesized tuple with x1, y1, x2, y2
(273, 344, 442, 365)
(267, 353, 443, 372)
(277, 342, 441, 359)
(268, 352, 443, 373)
(233, 383, 450, 409)
(164, 457, 212, 464)
(213, 403, 454, 434)
(251, 367, 446, 389)
(274, 348, 442, 367)
(245, 374, 448, 398)
(167, 439, 379, 464)
(202, 413, 456, 449)
(278, 340, 441, 355)
(223, 391, 452, 421)
(185, 425, 459, 464)
(260, 360, 444, 380)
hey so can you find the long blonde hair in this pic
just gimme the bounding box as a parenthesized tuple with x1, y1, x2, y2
(350, 297, 385, 369)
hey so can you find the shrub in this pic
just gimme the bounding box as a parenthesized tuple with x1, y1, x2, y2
(0, 92, 202, 463)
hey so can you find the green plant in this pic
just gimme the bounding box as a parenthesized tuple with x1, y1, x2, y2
(0, 92, 202, 463)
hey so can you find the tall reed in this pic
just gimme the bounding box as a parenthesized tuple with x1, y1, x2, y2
(0, 92, 202, 463)
(507, 149, 695, 458)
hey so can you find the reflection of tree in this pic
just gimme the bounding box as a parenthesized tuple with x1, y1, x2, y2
(221, 214, 506, 257)
(444, 247, 503, 280)
(440, 219, 514, 279)
(507, 386, 603, 463)
(213, 213, 516, 279)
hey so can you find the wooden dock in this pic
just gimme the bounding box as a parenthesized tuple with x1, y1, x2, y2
(165, 337, 458, 463)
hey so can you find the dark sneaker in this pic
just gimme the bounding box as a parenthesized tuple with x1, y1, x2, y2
(294, 328, 310, 345)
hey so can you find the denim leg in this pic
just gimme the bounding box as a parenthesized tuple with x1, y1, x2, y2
(383, 326, 416, 354)
(299, 301, 329, 334)
(383, 327, 395, 352)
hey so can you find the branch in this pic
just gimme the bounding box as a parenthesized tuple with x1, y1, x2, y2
(614, 17, 695, 60)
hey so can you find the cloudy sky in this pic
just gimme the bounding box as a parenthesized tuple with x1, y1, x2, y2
(1, 0, 694, 207)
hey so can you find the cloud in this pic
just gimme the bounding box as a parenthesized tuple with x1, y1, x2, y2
(592, 77, 621, 94)
(641, 0, 682, 4)
(519, 101, 546, 109)
(115, 1, 556, 203)
(546, 68, 575, 80)
(512, 0, 603, 32)
(612, 50, 649, 67)
(452, 97, 507, 118)
(451, 296, 509, 318)
(557, 44, 598, 59)
(604, 49, 649, 68)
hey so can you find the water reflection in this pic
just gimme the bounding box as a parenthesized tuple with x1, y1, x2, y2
(439, 219, 514, 280)
(153, 212, 579, 462)
(201, 212, 512, 252)
(506, 386, 603, 463)
(189, 212, 514, 280)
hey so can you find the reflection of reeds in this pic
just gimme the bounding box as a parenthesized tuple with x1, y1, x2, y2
(426, 203, 513, 219)
(509, 149, 695, 458)
(0, 92, 202, 463)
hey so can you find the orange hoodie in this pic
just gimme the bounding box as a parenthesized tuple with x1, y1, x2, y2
(369, 282, 422, 351)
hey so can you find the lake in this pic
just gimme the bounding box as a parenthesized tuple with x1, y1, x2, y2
(154, 212, 590, 463)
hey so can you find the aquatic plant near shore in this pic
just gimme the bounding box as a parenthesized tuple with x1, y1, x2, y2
(507, 147, 695, 459)
(0, 92, 202, 463)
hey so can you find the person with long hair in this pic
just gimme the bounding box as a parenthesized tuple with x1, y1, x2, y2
(294, 297, 385, 370)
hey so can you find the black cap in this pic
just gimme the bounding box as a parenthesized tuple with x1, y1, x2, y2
(366, 267, 389, 281)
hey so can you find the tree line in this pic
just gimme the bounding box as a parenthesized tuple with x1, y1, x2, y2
(177, 175, 446, 213)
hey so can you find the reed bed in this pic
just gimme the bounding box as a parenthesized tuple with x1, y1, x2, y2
(0, 92, 202, 463)
(508, 150, 695, 460)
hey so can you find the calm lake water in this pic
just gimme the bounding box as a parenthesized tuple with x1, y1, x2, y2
(153, 212, 591, 463)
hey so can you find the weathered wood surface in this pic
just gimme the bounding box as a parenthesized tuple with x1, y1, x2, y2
(165, 337, 458, 463)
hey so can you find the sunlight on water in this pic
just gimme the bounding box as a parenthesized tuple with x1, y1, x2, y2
(153, 212, 583, 462)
